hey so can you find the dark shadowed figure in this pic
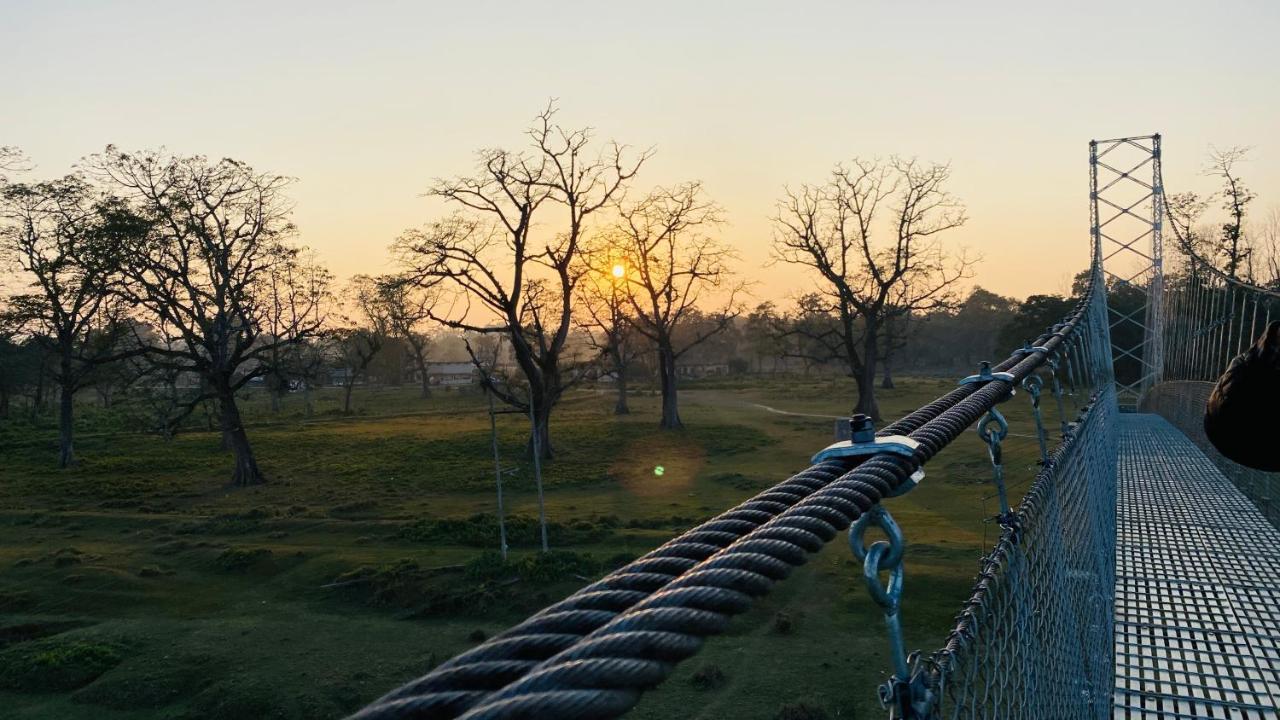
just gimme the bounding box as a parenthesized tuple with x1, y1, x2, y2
(1205, 321, 1280, 471)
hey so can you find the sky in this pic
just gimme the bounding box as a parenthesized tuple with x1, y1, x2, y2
(4, 0, 1279, 303)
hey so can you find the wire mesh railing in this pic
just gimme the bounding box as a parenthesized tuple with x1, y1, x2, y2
(924, 392, 1117, 719)
(1158, 255, 1280, 385)
(920, 267, 1118, 720)
(1138, 238, 1280, 529)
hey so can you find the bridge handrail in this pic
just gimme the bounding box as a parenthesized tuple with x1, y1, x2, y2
(350, 264, 1109, 720)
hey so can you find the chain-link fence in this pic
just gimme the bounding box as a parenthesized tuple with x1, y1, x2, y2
(920, 276, 1119, 720)
(1139, 229, 1280, 530)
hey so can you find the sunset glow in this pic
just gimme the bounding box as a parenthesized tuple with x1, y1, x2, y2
(5, 1, 1277, 301)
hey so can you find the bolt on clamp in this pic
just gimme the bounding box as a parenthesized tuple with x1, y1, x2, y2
(812, 413, 924, 496)
(1012, 341, 1052, 359)
(959, 360, 1016, 387)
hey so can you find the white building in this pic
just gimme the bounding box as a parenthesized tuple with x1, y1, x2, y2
(427, 362, 477, 387)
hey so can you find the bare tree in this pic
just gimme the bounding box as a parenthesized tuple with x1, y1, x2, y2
(879, 312, 911, 389)
(773, 158, 973, 420)
(0, 174, 146, 466)
(771, 292, 844, 375)
(576, 243, 644, 414)
(378, 275, 438, 398)
(94, 147, 326, 486)
(0, 147, 31, 181)
(302, 340, 332, 415)
(1257, 207, 1280, 287)
(1166, 190, 1214, 278)
(395, 104, 647, 457)
(742, 302, 784, 374)
(612, 182, 739, 429)
(334, 274, 390, 414)
(1207, 146, 1256, 280)
(261, 249, 333, 413)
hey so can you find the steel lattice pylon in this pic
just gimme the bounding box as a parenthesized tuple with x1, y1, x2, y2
(1091, 135, 1164, 411)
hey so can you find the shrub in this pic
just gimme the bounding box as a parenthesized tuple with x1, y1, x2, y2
(689, 663, 727, 691)
(213, 547, 272, 572)
(0, 638, 123, 692)
(397, 514, 615, 548)
(772, 611, 794, 635)
(775, 703, 831, 720)
(332, 551, 602, 615)
(331, 559, 428, 608)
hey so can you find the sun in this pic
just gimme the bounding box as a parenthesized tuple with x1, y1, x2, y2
(611, 264, 625, 278)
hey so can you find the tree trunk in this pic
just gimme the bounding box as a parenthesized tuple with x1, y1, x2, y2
(58, 372, 75, 469)
(303, 383, 314, 417)
(343, 378, 355, 414)
(31, 365, 45, 420)
(612, 347, 630, 415)
(270, 390, 281, 414)
(881, 354, 895, 389)
(413, 347, 432, 399)
(614, 368, 630, 415)
(525, 396, 554, 460)
(217, 385, 264, 486)
(0, 386, 9, 418)
(854, 327, 882, 421)
(657, 344, 682, 429)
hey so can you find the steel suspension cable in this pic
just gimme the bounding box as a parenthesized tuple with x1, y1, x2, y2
(447, 322, 1088, 720)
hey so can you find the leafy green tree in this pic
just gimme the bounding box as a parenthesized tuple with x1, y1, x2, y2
(94, 148, 327, 486)
(0, 174, 146, 466)
(996, 294, 1077, 356)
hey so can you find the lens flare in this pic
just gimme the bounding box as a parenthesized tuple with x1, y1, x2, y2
(653, 465, 665, 476)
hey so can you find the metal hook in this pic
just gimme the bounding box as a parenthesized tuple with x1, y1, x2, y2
(1022, 374, 1049, 464)
(851, 505, 936, 719)
(977, 408, 1011, 517)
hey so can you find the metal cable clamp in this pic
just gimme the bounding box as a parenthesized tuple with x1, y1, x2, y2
(1011, 341, 1051, 359)
(959, 360, 1016, 388)
(812, 414, 923, 497)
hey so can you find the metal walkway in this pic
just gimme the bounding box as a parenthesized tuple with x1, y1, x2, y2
(1114, 414, 1280, 719)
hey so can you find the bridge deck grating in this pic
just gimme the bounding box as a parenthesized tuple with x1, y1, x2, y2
(1114, 414, 1280, 719)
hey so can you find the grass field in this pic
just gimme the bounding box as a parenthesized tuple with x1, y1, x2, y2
(0, 376, 1075, 720)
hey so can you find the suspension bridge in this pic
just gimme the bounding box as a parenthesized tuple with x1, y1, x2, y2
(350, 136, 1280, 720)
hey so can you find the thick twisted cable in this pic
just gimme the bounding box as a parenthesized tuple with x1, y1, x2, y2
(348, 460, 847, 719)
(353, 295, 1093, 720)
(348, 360, 1055, 720)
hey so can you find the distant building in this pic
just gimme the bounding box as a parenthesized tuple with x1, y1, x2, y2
(677, 363, 730, 380)
(427, 361, 477, 387)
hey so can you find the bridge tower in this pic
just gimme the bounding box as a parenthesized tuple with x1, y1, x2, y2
(1090, 134, 1164, 410)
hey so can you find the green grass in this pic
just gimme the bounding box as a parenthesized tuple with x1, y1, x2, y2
(0, 377, 1087, 719)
